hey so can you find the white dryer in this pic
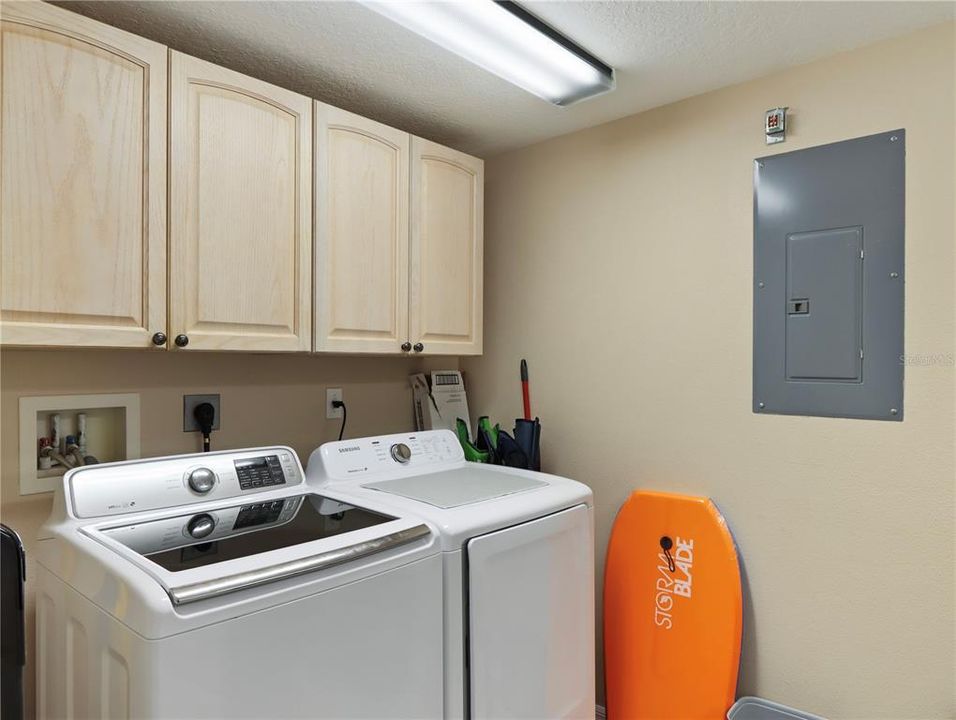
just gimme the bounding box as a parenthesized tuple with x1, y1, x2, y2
(307, 430, 595, 720)
(35, 446, 444, 719)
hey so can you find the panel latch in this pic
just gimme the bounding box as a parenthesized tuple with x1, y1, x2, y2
(787, 298, 810, 315)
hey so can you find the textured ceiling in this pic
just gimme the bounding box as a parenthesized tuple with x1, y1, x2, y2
(53, 1, 954, 157)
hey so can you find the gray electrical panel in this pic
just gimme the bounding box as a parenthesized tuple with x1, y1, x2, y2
(753, 130, 904, 420)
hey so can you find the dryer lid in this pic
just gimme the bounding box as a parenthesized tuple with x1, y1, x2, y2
(362, 468, 546, 508)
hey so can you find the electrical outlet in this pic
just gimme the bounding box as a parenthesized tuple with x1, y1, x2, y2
(326, 388, 343, 419)
(183, 394, 221, 432)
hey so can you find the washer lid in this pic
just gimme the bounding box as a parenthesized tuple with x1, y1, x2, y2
(99, 493, 395, 573)
(362, 468, 547, 508)
(82, 492, 434, 609)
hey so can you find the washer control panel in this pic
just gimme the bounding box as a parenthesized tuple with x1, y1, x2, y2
(234, 455, 287, 490)
(313, 430, 464, 482)
(68, 447, 303, 519)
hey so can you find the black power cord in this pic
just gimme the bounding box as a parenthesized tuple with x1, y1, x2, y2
(194, 402, 216, 452)
(332, 400, 347, 441)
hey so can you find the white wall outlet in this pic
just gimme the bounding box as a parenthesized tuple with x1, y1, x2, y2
(326, 388, 344, 419)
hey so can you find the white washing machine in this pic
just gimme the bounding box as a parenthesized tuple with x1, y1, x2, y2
(35, 446, 444, 719)
(306, 430, 595, 720)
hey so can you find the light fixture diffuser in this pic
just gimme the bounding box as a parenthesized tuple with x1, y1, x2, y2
(362, 0, 615, 106)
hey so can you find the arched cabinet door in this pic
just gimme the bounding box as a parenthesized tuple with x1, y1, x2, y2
(409, 137, 484, 356)
(0, 2, 167, 348)
(313, 103, 409, 354)
(168, 51, 312, 352)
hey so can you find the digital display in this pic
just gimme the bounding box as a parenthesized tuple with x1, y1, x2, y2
(235, 457, 269, 469)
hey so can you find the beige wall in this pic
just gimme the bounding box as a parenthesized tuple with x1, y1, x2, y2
(462, 22, 955, 720)
(0, 348, 453, 719)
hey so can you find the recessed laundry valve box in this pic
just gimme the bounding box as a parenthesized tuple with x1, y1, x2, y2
(753, 130, 905, 420)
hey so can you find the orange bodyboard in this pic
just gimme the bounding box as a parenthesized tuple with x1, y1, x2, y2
(604, 491, 742, 720)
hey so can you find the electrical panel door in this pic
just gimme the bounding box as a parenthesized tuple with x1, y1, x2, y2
(753, 130, 904, 420)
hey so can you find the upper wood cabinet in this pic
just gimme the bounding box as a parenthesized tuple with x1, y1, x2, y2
(0, 1, 167, 348)
(1, 7, 482, 356)
(168, 51, 312, 352)
(410, 138, 484, 356)
(314, 103, 409, 354)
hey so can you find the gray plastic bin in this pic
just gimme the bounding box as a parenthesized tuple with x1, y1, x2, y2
(728, 697, 826, 720)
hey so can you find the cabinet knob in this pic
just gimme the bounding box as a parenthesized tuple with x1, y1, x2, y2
(401, 342, 412, 352)
(151, 332, 167, 346)
(413, 343, 424, 353)
(174, 334, 190, 348)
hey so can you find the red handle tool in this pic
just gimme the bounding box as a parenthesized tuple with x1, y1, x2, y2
(520, 359, 531, 420)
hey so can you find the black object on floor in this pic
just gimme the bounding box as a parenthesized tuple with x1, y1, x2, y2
(1, 523, 26, 720)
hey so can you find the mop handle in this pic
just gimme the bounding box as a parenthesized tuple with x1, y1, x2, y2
(520, 359, 531, 420)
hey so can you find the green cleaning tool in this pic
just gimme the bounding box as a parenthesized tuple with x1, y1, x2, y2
(456, 417, 488, 463)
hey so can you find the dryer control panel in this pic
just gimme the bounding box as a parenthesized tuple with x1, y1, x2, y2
(312, 430, 464, 483)
(68, 447, 303, 519)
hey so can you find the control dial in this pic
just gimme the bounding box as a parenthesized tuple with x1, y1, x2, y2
(390, 443, 412, 464)
(187, 467, 216, 494)
(186, 513, 215, 539)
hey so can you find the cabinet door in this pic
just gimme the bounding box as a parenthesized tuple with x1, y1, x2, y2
(0, 2, 167, 348)
(169, 52, 311, 352)
(410, 138, 483, 356)
(314, 103, 409, 354)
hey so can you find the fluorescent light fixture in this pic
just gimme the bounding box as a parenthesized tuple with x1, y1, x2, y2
(361, 0, 615, 106)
